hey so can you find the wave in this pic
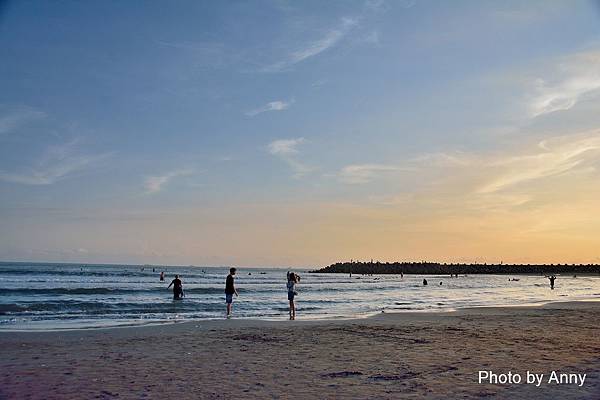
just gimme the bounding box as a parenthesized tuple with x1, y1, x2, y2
(0, 300, 227, 314)
(272, 306, 323, 312)
(0, 296, 341, 315)
(0, 287, 232, 296)
(0, 288, 134, 295)
(0, 286, 370, 296)
(0, 269, 151, 278)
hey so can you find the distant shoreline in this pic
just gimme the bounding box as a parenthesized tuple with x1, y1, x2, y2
(312, 261, 600, 275)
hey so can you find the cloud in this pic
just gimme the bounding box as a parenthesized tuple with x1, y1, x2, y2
(335, 152, 468, 185)
(267, 138, 312, 177)
(529, 51, 600, 117)
(360, 30, 380, 45)
(397, 0, 417, 9)
(410, 152, 471, 167)
(0, 107, 46, 136)
(478, 131, 600, 193)
(330, 131, 600, 212)
(268, 138, 305, 155)
(338, 163, 405, 184)
(0, 139, 112, 185)
(144, 169, 193, 194)
(263, 17, 358, 72)
(245, 100, 293, 117)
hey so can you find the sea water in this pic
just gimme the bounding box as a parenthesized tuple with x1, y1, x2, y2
(1, 262, 599, 330)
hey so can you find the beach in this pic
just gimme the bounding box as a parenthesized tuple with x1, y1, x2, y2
(1, 302, 599, 399)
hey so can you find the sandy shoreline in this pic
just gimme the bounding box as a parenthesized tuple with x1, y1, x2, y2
(1, 301, 599, 399)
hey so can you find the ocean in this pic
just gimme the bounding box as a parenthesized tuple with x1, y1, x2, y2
(1, 262, 600, 330)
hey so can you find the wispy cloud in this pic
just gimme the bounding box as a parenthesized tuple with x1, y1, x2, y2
(268, 138, 312, 177)
(263, 17, 359, 72)
(332, 132, 600, 208)
(245, 99, 293, 117)
(0, 139, 112, 185)
(357, 30, 380, 46)
(268, 138, 304, 155)
(311, 79, 328, 88)
(335, 152, 471, 185)
(410, 152, 472, 167)
(529, 51, 600, 117)
(477, 131, 600, 193)
(337, 163, 405, 184)
(144, 169, 194, 194)
(0, 107, 46, 136)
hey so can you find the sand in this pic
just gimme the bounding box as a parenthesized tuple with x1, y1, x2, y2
(1, 301, 599, 399)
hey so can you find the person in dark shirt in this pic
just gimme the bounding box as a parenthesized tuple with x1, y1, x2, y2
(225, 268, 238, 318)
(547, 275, 556, 290)
(168, 274, 183, 299)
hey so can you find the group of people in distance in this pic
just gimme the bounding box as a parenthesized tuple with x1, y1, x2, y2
(164, 269, 560, 320)
(165, 267, 301, 320)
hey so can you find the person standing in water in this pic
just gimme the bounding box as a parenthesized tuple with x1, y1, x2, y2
(225, 268, 238, 318)
(159, 271, 165, 281)
(167, 274, 183, 299)
(287, 272, 299, 320)
(547, 275, 556, 290)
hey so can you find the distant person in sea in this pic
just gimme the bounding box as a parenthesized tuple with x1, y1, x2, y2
(423, 279, 428, 286)
(225, 268, 239, 318)
(168, 275, 184, 299)
(160, 271, 164, 281)
(287, 272, 300, 320)
(547, 275, 556, 290)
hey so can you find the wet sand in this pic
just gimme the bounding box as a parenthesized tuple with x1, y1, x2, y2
(1, 302, 599, 399)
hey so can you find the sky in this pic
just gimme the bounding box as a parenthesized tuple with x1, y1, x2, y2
(1, 0, 600, 267)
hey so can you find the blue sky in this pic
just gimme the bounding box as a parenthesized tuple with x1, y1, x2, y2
(2, 0, 600, 266)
